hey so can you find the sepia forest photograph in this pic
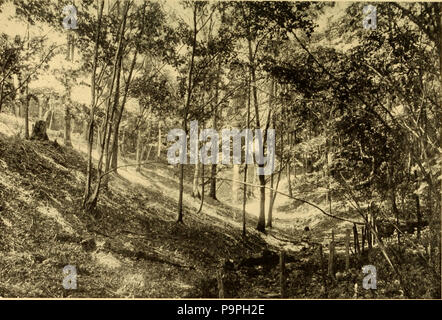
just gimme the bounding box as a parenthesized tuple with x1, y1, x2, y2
(0, 0, 440, 299)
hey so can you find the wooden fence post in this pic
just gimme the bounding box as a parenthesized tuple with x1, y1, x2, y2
(353, 223, 361, 256)
(217, 269, 224, 298)
(318, 244, 327, 295)
(367, 212, 373, 250)
(280, 250, 287, 298)
(361, 226, 366, 253)
(345, 228, 350, 270)
(372, 212, 377, 245)
(328, 231, 335, 280)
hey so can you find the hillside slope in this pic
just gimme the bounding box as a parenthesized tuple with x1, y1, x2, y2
(1, 123, 319, 298)
(0, 115, 438, 299)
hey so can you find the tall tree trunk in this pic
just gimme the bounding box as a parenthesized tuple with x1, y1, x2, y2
(268, 129, 282, 229)
(136, 126, 142, 172)
(286, 131, 293, 197)
(97, 121, 102, 149)
(145, 144, 152, 161)
(49, 106, 54, 130)
(325, 137, 332, 213)
(120, 129, 125, 157)
(24, 87, 29, 139)
(64, 104, 72, 147)
(110, 121, 120, 170)
(413, 170, 422, 240)
(232, 164, 240, 204)
(84, 0, 128, 212)
(248, 36, 266, 232)
(177, 4, 198, 223)
(14, 100, 19, 117)
(242, 74, 251, 237)
(83, 0, 104, 208)
(209, 58, 221, 200)
(38, 99, 45, 119)
(157, 121, 162, 158)
(83, 120, 89, 142)
(267, 170, 274, 228)
(24, 23, 30, 139)
(196, 114, 206, 214)
(287, 165, 293, 197)
(249, 165, 256, 198)
(266, 78, 274, 228)
(389, 163, 400, 246)
(0, 82, 4, 113)
(192, 162, 201, 199)
(110, 5, 144, 172)
(104, 53, 123, 185)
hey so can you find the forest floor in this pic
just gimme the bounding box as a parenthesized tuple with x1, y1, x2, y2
(0, 113, 438, 298)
